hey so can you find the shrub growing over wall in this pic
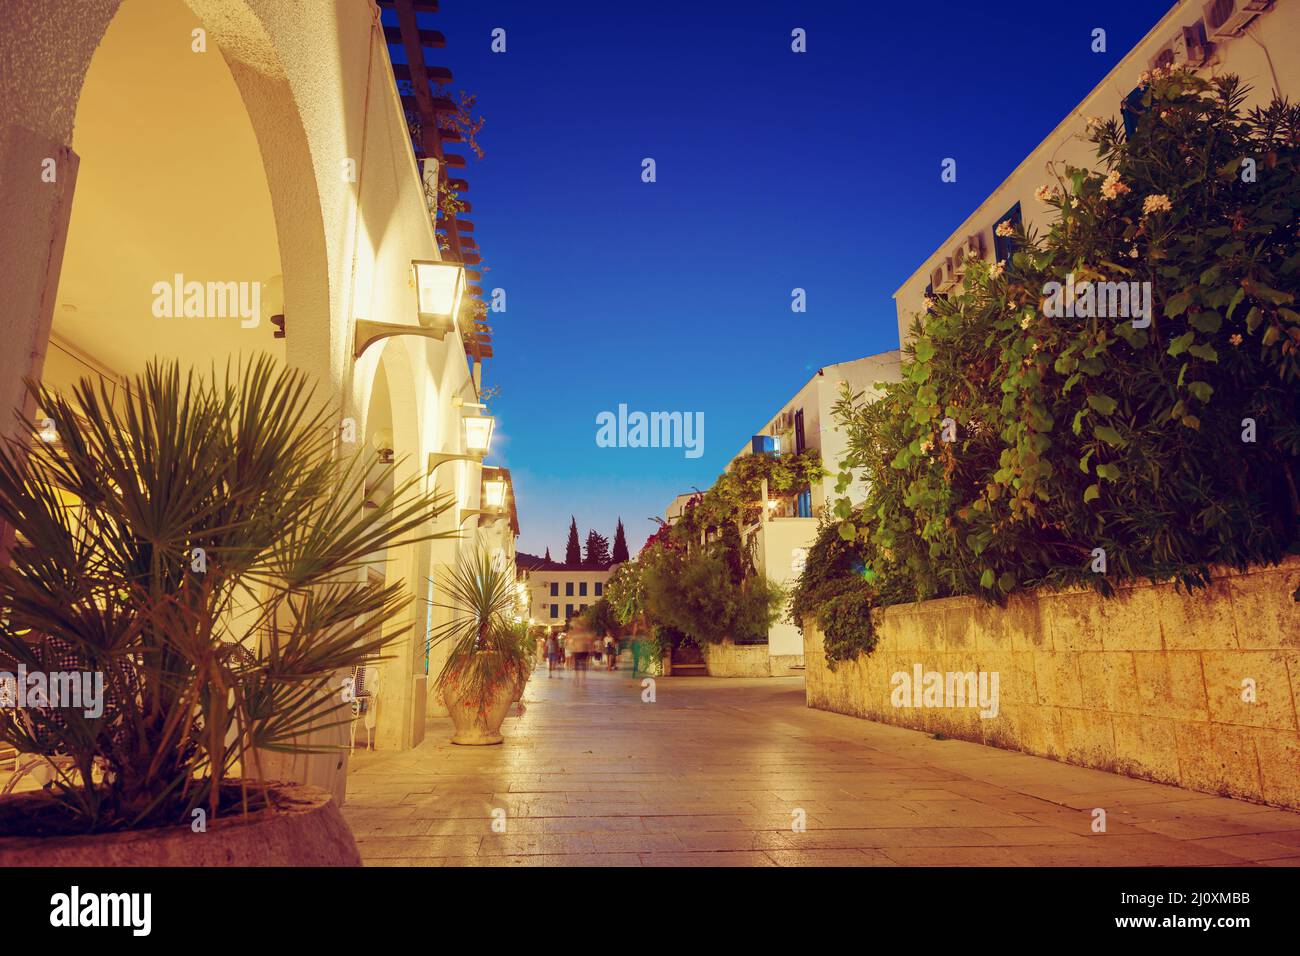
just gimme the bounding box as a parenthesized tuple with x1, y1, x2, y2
(793, 70, 1300, 664)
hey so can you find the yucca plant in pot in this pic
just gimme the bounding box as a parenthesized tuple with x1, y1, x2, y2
(428, 551, 531, 744)
(0, 356, 453, 865)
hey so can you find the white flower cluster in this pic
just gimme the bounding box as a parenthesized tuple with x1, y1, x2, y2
(1100, 170, 1129, 200)
(1142, 194, 1173, 215)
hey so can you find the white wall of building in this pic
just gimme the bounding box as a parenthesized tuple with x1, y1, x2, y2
(732, 351, 902, 514)
(0, 0, 509, 798)
(755, 517, 820, 658)
(894, 0, 1298, 343)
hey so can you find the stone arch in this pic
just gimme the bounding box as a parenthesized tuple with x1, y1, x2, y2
(180, 0, 335, 390)
(359, 337, 433, 749)
(0, 0, 335, 429)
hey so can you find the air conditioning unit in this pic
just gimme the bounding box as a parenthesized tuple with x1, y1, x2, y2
(1152, 21, 1212, 70)
(1174, 22, 1212, 65)
(929, 266, 944, 292)
(1202, 0, 1271, 39)
(951, 245, 970, 278)
(947, 253, 965, 283)
(1149, 42, 1177, 71)
(966, 231, 986, 260)
(934, 259, 956, 293)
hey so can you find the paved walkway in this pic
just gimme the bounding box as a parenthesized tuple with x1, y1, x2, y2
(344, 669, 1300, 866)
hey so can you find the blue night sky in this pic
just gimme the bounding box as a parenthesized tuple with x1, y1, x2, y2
(409, 0, 1175, 557)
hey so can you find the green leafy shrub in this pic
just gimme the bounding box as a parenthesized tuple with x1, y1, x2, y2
(578, 597, 618, 638)
(815, 589, 877, 666)
(641, 544, 783, 645)
(605, 560, 646, 629)
(620, 451, 805, 649)
(792, 70, 1300, 665)
(789, 520, 883, 667)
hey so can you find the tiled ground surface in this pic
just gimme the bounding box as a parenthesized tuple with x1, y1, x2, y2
(344, 668, 1300, 866)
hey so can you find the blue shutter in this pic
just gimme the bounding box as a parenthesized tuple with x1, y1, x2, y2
(993, 202, 1022, 264)
(1121, 85, 1145, 140)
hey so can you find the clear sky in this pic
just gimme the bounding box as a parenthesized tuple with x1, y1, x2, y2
(404, 0, 1175, 557)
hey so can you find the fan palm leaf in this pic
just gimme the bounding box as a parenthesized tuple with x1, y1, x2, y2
(0, 355, 456, 832)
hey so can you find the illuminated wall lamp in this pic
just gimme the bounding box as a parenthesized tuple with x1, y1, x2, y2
(353, 260, 466, 358)
(463, 414, 494, 456)
(427, 413, 496, 477)
(413, 259, 465, 331)
(458, 476, 508, 527)
(482, 476, 508, 511)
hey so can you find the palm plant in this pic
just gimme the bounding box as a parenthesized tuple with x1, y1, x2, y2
(427, 550, 530, 717)
(0, 356, 454, 834)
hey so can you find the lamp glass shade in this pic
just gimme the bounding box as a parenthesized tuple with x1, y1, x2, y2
(483, 477, 508, 511)
(463, 414, 494, 455)
(413, 260, 465, 330)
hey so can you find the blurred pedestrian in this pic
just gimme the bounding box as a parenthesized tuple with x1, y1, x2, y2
(567, 622, 595, 686)
(546, 632, 560, 676)
(630, 636, 644, 679)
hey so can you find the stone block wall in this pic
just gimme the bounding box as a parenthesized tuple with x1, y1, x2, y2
(803, 558, 1300, 809)
(769, 654, 805, 677)
(704, 642, 772, 677)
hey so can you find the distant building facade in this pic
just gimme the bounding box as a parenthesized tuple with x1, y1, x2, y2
(663, 351, 903, 675)
(520, 561, 615, 632)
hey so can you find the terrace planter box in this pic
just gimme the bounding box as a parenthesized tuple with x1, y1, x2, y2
(0, 782, 360, 866)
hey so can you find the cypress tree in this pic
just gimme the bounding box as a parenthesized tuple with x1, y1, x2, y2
(611, 518, 630, 564)
(564, 517, 582, 567)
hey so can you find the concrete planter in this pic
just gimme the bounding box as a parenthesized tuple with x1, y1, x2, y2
(442, 680, 514, 745)
(512, 664, 531, 702)
(0, 782, 360, 866)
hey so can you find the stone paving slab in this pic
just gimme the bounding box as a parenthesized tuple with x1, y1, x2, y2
(344, 670, 1300, 867)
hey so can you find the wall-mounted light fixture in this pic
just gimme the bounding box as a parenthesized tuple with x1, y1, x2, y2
(482, 475, 508, 511)
(413, 259, 465, 333)
(353, 259, 466, 358)
(463, 413, 494, 457)
(427, 412, 496, 478)
(457, 476, 509, 528)
(372, 427, 395, 465)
